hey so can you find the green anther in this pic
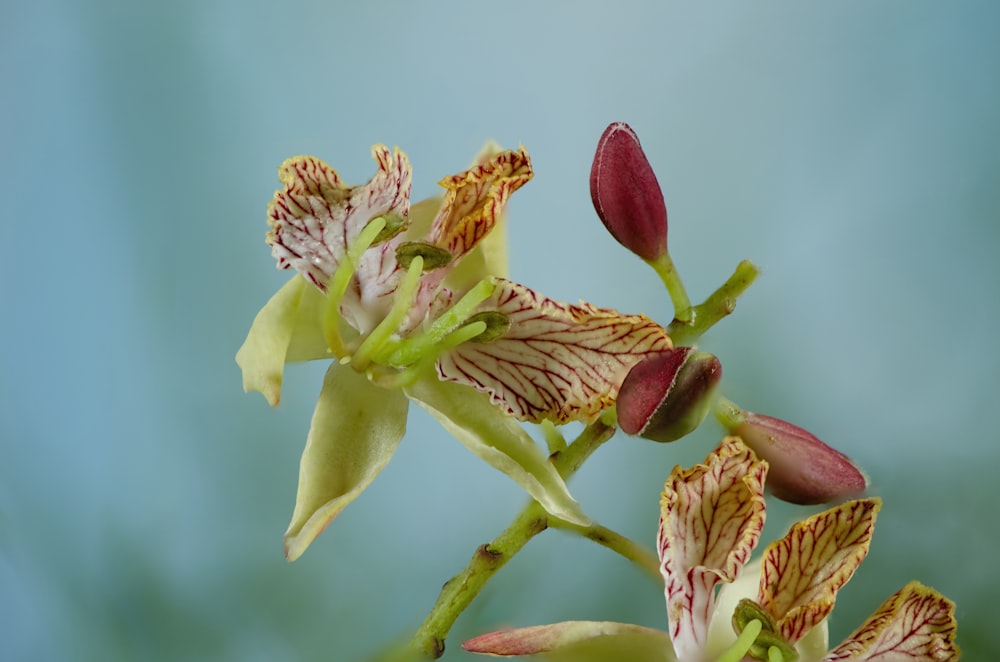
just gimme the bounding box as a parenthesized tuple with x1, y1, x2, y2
(732, 600, 797, 661)
(768, 645, 785, 662)
(462, 310, 510, 343)
(323, 216, 388, 357)
(396, 241, 453, 271)
(350, 255, 424, 371)
(371, 212, 408, 245)
(382, 278, 496, 368)
(718, 618, 763, 662)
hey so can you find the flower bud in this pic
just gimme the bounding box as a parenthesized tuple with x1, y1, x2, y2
(590, 122, 668, 262)
(617, 348, 722, 443)
(717, 401, 868, 505)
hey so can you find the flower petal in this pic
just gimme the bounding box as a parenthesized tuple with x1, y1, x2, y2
(404, 377, 589, 526)
(283, 362, 408, 561)
(461, 621, 671, 659)
(709, 559, 830, 661)
(436, 278, 673, 423)
(429, 147, 532, 262)
(266, 146, 412, 290)
(236, 275, 332, 406)
(823, 582, 959, 661)
(759, 498, 881, 644)
(658, 438, 767, 659)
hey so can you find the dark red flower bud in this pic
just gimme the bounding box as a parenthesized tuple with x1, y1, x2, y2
(617, 348, 721, 443)
(717, 401, 869, 505)
(590, 122, 668, 262)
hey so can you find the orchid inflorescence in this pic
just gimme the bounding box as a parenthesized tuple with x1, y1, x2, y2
(237, 123, 958, 660)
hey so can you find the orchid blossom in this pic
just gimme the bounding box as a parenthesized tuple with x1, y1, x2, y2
(463, 438, 958, 661)
(236, 143, 673, 560)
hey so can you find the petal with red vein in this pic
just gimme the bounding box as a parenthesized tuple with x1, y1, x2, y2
(658, 438, 767, 660)
(266, 145, 412, 291)
(823, 582, 959, 661)
(436, 278, 673, 423)
(759, 498, 881, 644)
(461, 621, 671, 658)
(429, 147, 533, 262)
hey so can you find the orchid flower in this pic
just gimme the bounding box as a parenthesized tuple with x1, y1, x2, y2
(236, 143, 673, 560)
(463, 438, 959, 661)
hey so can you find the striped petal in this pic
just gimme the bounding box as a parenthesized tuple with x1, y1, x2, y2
(429, 146, 532, 261)
(658, 438, 768, 660)
(759, 498, 881, 644)
(823, 582, 959, 661)
(266, 146, 412, 291)
(436, 278, 673, 423)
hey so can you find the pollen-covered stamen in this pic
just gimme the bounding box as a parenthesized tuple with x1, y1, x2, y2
(322, 216, 388, 357)
(349, 255, 424, 371)
(395, 241, 453, 271)
(381, 279, 497, 368)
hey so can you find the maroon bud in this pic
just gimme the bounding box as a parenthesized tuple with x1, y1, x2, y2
(718, 402, 869, 505)
(617, 348, 722, 443)
(590, 122, 668, 262)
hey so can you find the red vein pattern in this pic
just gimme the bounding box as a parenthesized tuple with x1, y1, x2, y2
(759, 498, 881, 644)
(430, 147, 533, 261)
(435, 278, 672, 423)
(266, 146, 412, 292)
(823, 582, 959, 661)
(657, 438, 767, 659)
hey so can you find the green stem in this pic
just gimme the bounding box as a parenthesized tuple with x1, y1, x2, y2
(549, 520, 661, 583)
(668, 259, 760, 345)
(401, 421, 618, 660)
(649, 251, 692, 324)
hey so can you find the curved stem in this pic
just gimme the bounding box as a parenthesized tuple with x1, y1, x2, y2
(548, 519, 661, 583)
(649, 251, 692, 324)
(668, 259, 759, 345)
(400, 421, 619, 660)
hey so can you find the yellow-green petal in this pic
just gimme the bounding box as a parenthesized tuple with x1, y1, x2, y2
(236, 275, 331, 407)
(404, 377, 589, 527)
(283, 362, 408, 561)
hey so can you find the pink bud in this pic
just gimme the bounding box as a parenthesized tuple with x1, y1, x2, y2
(617, 348, 721, 443)
(728, 410, 868, 505)
(590, 122, 668, 261)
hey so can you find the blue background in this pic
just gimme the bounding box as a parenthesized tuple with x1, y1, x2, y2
(3, 1, 998, 659)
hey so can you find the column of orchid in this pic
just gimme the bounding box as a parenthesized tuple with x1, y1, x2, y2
(237, 123, 959, 661)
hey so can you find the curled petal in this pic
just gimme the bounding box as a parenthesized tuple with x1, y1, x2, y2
(759, 498, 881, 644)
(266, 146, 412, 291)
(236, 275, 332, 406)
(436, 278, 673, 423)
(658, 438, 767, 659)
(283, 363, 408, 561)
(462, 621, 672, 659)
(429, 147, 533, 262)
(823, 582, 959, 661)
(404, 377, 588, 526)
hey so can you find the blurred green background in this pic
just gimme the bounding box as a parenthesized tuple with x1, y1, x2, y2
(3, 1, 998, 659)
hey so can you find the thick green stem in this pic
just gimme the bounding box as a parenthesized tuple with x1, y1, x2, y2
(400, 421, 617, 660)
(668, 259, 760, 345)
(649, 251, 692, 324)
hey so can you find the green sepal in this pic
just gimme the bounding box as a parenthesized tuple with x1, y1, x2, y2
(404, 378, 589, 526)
(235, 275, 332, 406)
(283, 362, 408, 561)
